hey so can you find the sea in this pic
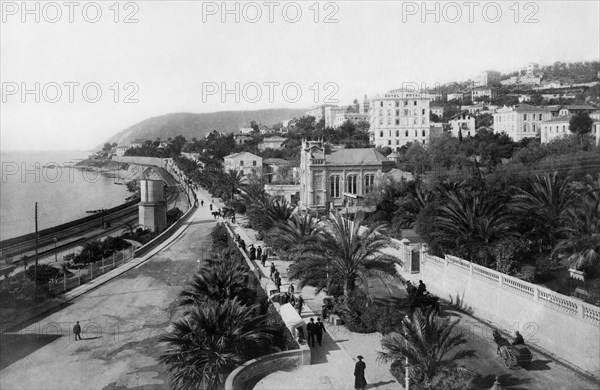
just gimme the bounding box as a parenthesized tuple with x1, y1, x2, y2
(0, 150, 131, 241)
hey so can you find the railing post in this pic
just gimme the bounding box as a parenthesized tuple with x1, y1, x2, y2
(499, 275, 503, 287)
(534, 287, 539, 301)
(90, 264, 93, 279)
(63, 272, 67, 292)
(78, 268, 81, 285)
(113, 252, 116, 267)
(102, 257, 105, 273)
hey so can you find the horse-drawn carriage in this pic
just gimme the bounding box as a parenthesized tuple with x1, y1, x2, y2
(492, 330, 533, 369)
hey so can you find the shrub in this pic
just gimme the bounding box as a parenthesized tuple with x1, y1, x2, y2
(25, 264, 60, 285)
(520, 265, 536, 282)
(211, 224, 230, 250)
(166, 207, 183, 225)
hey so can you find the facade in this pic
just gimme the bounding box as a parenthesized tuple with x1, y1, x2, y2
(306, 104, 338, 123)
(359, 95, 370, 115)
(524, 62, 540, 77)
(223, 152, 262, 176)
(130, 139, 147, 148)
(333, 112, 369, 128)
(369, 89, 431, 150)
(263, 158, 299, 184)
(324, 106, 345, 128)
(449, 112, 476, 138)
(115, 146, 129, 156)
(476, 70, 501, 87)
(234, 134, 253, 145)
(299, 140, 394, 209)
(541, 115, 600, 145)
(471, 87, 498, 100)
(258, 136, 287, 151)
(239, 127, 254, 134)
(430, 105, 444, 118)
(447, 92, 464, 101)
(557, 105, 596, 117)
(493, 104, 552, 141)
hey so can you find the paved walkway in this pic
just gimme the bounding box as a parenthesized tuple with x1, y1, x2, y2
(225, 214, 600, 390)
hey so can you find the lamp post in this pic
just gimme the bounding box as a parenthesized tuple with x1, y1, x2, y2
(54, 237, 58, 262)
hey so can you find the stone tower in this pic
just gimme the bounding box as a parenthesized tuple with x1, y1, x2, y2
(139, 179, 167, 232)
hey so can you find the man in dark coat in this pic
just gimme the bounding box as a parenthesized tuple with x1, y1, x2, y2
(270, 262, 276, 278)
(261, 253, 267, 267)
(315, 317, 326, 346)
(417, 280, 427, 296)
(249, 245, 256, 260)
(512, 331, 525, 345)
(354, 355, 367, 390)
(240, 239, 246, 253)
(73, 321, 82, 341)
(296, 295, 304, 314)
(256, 246, 262, 260)
(307, 318, 316, 347)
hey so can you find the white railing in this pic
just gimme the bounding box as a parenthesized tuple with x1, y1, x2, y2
(425, 254, 445, 266)
(538, 289, 579, 315)
(502, 276, 535, 298)
(445, 254, 471, 271)
(472, 264, 500, 284)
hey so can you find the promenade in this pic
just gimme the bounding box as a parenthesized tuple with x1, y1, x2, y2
(225, 213, 600, 390)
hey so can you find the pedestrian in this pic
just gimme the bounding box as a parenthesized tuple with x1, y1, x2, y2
(354, 355, 367, 390)
(512, 331, 525, 345)
(73, 321, 82, 341)
(236, 234, 241, 244)
(261, 252, 267, 267)
(417, 280, 427, 296)
(201, 200, 204, 207)
(231, 215, 236, 224)
(256, 246, 262, 260)
(273, 269, 280, 283)
(275, 276, 281, 292)
(288, 284, 295, 294)
(315, 317, 326, 346)
(307, 318, 316, 347)
(270, 262, 276, 278)
(297, 295, 304, 314)
(240, 240, 246, 253)
(249, 245, 256, 260)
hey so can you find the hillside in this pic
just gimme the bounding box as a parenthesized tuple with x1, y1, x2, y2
(105, 109, 306, 146)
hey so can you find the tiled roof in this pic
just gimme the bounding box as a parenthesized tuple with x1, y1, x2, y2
(326, 148, 389, 165)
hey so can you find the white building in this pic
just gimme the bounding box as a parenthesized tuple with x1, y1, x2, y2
(430, 105, 444, 118)
(493, 104, 551, 141)
(541, 115, 600, 145)
(115, 146, 130, 156)
(324, 106, 345, 128)
(449, 112, 476, 138)
(306, 104, 338, 123)
(333, 112, 370, 128)
(258, 136, 287, 151)
(476, 70, 501, 87)
(369, 89, 431, 150)
(223, 152, 262, 177)
(472, 87, 498, 100)
(447, 92, 464, 101)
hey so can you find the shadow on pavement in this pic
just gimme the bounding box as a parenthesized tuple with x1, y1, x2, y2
(309, 333, 344, 365)
(474, 373, 532, 389)
(527, 359, 553, 371)
(0, 333, 61, 370)
(367, 380, 396, 389)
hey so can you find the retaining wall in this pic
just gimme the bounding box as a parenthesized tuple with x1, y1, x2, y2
(390, 240, 600, 377)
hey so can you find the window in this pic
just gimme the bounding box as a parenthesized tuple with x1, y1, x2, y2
(523, 114, 527, 120)
(388, 140, 391, 145)
(539, 114, 542, 120)
(404, 100, 408, 106)
(396, 140, 399, 145)
(253, 160, 256, 166)
(240, 160, 244, 166)
(396, 130, 399, 137)
(313, 171, 323, 190)
(395, 100, 400, 107)
(396, 109, 400, 116)
(347, 175, 358, 194)
(415, 130, 418, 137)
(405, 109, 410, 116)
(405, 130, 409, 137)
(422, 109, 425, 115)
(422, 129, 426, 137)
(330, 175, 341, 198)
(395, 119, 400, 125)
(414, 101, 417, 106)
(364, 174, 375, 194)
(380, 131, 383, 137)
(380, 101, 383, 107)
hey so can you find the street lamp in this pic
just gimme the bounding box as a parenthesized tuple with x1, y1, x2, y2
(54, 237, 58, 262)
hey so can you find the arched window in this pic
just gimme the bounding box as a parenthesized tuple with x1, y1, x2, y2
(364, 174, 375, 194)
(347, 175, 358, 195)
(330, 175, 341, 198)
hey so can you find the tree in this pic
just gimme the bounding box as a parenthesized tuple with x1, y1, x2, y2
(288, 210, 398, 299)
(433, 185, 513, 266)
(265, 211, 324, 260)
(214, 169, 246, 204)
(178, 256, 256, 308)
(378, 308, 477, 390)
(512, 172, 576, 257)
(160, 298, 274, 390)
(569, 111, 593, 147)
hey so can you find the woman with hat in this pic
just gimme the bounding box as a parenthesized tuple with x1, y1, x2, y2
(354, 355, 367, 390)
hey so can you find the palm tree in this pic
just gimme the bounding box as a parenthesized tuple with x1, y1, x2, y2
(160, 298, 275, 390)
(392, 185, 435, 229)
(265, 210, 323, 260)
(214, 169, 246, 204)
(553, 196, 600, 270)
(512, 172, 576, 256)
(289, 210, 398, 300)
(378, 307, 477, 390)
(178, 256, 256, 308)
(433, 185, 513, 266)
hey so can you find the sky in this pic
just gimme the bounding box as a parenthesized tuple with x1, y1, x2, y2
(1, 0, 599, 151)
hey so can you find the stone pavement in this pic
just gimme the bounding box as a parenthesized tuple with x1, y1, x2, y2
(224, 213, 600, 390)
(226, 215, 399, 390)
